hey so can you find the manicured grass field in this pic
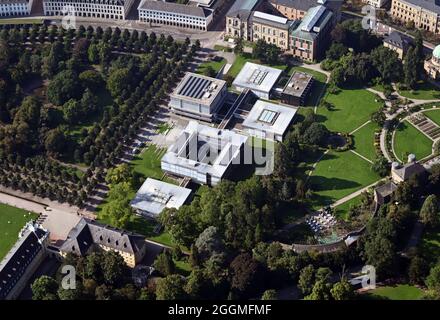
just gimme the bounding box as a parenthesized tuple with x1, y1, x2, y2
(399, 81, 440, 100)
(309, 151, 380, 209)
(366, 285, 423, 300)
(289, 66, 328, 108)
(0, 204, 38, 260)
(419, 226, 440, 263)
(196, 58, 227, 77)
(424, 109, 440, 127)
(334, 195, 363, 221)
(130, 145, 168, 181)
(227, 53, 289, 78)
(317, 88, 382, 133)
(352, 121, 379, 161)
(393, 120, 432, 162)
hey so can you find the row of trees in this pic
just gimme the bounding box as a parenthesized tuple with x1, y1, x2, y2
(323, 20, 425, 90)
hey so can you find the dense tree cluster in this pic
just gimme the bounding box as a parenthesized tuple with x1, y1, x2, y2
(0, 24, 198, 207)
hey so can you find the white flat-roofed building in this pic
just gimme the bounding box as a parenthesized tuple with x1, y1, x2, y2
(232, 62, 283, 99)
(169, 72, 228, 122)
(241, 100, 297, 142)
(0, 0, 33, 17)
(43, 0, 135, 20)
(161, 121, 248, 186)
(130, 178, 192, 218)
(362, 0, 390, 8)
(138, 0, 213, 31)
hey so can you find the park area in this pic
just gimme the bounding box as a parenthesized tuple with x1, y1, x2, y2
(308, 86, 383, 210)
(363, 284, 424, 300)
(393, 120, 433, 162)
(398, 81, 440, 100)
(0, 203, 38, 260)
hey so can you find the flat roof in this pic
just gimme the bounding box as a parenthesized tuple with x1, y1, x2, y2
(171, 72, 226, 105)
(253, 11, 288, 24)
(283, 71, 313, 97)
(399, 0, 440, 14)
(290, 5, 333, 41)
(162, 121, 248, 178)
(233, 62, 283, 94)
(130, 178, 192, 217)
(138, 0, 213, 17)
(242, 100, 298, 137)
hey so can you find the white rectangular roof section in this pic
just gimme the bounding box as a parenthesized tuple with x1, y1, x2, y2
(233, 62, 283, 95)
(130, 178, 192, 217)
(242, 100, 298, 138)
(253, 11, 288, 24)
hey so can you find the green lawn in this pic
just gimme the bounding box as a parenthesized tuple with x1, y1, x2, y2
(334, 195, 363, 221)
(317, 88, 382, 133)
(0, 204, 38, 260)
(227, 53, 289, 78)
(155, 122, 173, 134)
(365, 285, 423, 300)
(393, 120, 433, 162)
(130, 145, 169, 182)
(196, 58, 227, 76)
(424, 109, 440, 127)
(399, 81, 440, 100)
(352, 121, 379, 161)
(309, 151, 380, 209)
(289, 66, 328, 108)
(419, 226, 440, 263)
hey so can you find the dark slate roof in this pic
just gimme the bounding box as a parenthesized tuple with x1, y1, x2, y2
(384, 31, 413, 51)
(0, 225, 48, 300)
(375, 181, 398, 198)
(393, 162, 426, 181)
(400, 0, 440, 14)
(60, 218, 146, 256)
(138, 0, 213, 18)
(226, 0, 261, 19)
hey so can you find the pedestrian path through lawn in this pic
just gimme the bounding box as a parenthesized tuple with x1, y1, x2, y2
(317, 87, 383, 133)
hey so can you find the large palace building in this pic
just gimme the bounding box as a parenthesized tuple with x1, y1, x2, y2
(0, 0, 33, 17)
(390, 0, 440, 34)
(138, 0, 214, 31)
(42, 0, 135, 20)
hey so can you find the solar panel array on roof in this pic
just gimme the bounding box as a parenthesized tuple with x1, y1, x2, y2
(301, 5, 326, 32)
(248, 69, 268, 85)
(178, 75, 213, 99)
(258, 109, 278, 124)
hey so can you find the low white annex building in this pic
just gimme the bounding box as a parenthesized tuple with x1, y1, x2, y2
(241, 100, 298, 142)
(232, 62, 283, 99)
(43, 0, 135, 20)
(130, 178, 192, 218)
(0, 0, 33, 17)
(161, 121, 248, 186)
(138, 0, 213, 31)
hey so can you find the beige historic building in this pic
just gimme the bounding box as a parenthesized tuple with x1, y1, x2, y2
(289, 5, 334, 61)
(60, 218, 147, 268)
(390, 0, 440, 34)
(251, 11, 296, 50)
(383, 31, 413, 59)
(225, 0, 262, 40)
(269, 0, 341, 22)
(424, 44, 440, 79)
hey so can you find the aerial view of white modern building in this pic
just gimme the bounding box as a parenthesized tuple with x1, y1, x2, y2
(241, 100, 298, 142)
(232, 62, 283, 99)
(130, 178, 192, 218)
(169, 72, 228, 122)
(0, 0, 33, 17)
(138, 0, 213, 31)
(43, 0, 135, 20)
(161, 121, 248, 186)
